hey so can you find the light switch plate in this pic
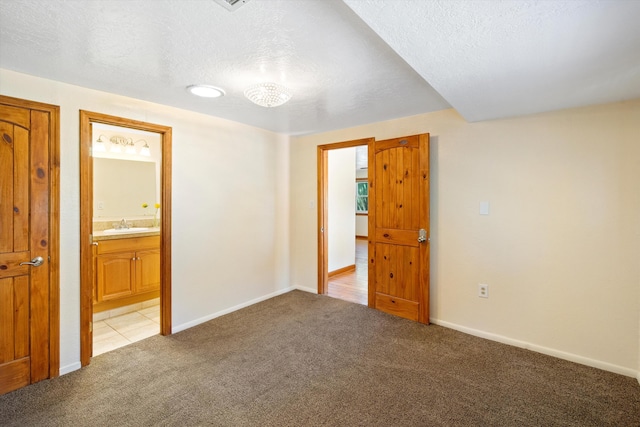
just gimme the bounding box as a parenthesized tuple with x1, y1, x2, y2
(480, 201, 490, 215)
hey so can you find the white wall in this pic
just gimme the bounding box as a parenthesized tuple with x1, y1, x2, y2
(328, 148, 356, 272)
(0, 69, 291, 373)
(355, 216, 368, 237)
(290, 100, 640, 377)
(355, 168, 368, 237)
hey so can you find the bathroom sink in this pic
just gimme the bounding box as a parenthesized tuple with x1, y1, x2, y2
(103, 227, 150, 234)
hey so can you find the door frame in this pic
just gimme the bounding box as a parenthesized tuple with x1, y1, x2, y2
(316, 137, 373, 297)
(79, 111, 172, 366)
(0, 94, 60, 379)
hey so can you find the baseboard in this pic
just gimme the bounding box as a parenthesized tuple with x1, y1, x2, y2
(59, 362, 82, 376)
(293, 285, 318, 294)
(431, 318, 638, 379)
(172, 286, 295, 333)
(328, 264, 356, 278)
(355, 235, 368, 240)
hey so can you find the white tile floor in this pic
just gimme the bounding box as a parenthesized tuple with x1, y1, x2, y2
(93, 302, 160, 356)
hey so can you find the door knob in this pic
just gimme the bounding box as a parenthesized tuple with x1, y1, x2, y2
(20, 256, 44, 267)
(417, 229, 427, 243)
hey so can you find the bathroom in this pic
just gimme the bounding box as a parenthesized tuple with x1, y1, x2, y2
(90, 124, 162, 355)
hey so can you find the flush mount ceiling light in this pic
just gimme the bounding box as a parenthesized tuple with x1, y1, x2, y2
(244, 82, 292, 108)
(187, 85, 226, 98)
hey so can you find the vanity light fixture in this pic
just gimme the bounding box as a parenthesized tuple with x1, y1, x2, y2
(244, 82, 292, 108)
(95, 134, 151, 156)
(139, 142, 151, 157)
(94, 135, 107, 152)
(187, 85, 226, 98)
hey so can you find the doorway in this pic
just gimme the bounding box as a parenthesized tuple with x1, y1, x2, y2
(317, 138, 372, 305)
(318, 134, 431, 323)
(79, 111, 172, 366)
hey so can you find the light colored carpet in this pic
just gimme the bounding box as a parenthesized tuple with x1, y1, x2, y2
(1, 290, 639, 426)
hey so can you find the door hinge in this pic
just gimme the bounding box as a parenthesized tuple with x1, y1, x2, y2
(89, 234, 93, 244)
(89, 321, 93, 332)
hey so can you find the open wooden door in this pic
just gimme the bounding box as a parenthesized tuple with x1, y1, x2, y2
(368, 133, 430, 323)
(0, 96, 59, 395)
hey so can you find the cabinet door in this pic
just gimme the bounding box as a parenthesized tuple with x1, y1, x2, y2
(135, 249, 160, 293)
(96, 252, 135, 302)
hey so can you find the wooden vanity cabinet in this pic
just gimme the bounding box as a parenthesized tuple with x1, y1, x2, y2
(94, 236, 160, 306)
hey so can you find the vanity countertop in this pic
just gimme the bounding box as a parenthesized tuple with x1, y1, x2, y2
(93, 227, 160, 242)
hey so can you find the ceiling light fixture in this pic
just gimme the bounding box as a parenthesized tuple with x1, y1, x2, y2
(187, 85, 226, 98)
(211, 0, 251, 12)
(244, 82, 292, 108)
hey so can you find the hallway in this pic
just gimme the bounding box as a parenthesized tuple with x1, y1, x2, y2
(327, 238, 367, 305)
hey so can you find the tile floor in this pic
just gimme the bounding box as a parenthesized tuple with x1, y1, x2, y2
(93, 300, 160, 356)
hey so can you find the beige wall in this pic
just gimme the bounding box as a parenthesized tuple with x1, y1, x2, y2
(2, 67, 638, 379)
(291, 100, 640, 376)
(0, 69, 291, 374)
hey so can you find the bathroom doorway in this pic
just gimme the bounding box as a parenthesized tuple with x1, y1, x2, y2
(79, 111, 172, 366)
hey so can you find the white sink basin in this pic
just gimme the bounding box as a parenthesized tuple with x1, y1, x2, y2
(103, 227, 150, 234)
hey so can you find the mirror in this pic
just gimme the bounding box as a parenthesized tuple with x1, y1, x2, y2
(93, 158, 157, 218)
(91, 124, 162, 222)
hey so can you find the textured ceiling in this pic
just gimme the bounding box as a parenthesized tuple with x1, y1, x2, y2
(1, 0, 638, 134)
(344, 0, 640, 122)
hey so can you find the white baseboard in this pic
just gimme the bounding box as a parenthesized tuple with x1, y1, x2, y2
(293, 285, 318, 294)
(59, 362, 82, 376)
(172, 286, 296, 333)
(431, 318, 638, 379)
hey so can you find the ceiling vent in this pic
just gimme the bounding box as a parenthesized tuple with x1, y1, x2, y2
(212, 0, 251, 11)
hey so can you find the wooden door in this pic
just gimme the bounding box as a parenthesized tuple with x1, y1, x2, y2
(0, 99, 57, 395)
(368, 134, 430, 323)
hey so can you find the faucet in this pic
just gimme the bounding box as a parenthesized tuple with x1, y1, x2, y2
(117, 219, 130, 230)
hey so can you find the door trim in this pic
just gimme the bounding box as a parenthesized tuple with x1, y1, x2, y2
(0, 95, 60, 379)
(79, 111, 172, 367)
(316, 138, 373, 297)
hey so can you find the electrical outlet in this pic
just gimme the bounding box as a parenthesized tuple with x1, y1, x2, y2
(97, 201, 104, 210)
(478, 284, 489, 298)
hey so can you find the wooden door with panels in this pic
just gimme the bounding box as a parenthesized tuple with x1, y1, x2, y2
(0, 96, 60, 395)
(368, 134, 430, 323)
